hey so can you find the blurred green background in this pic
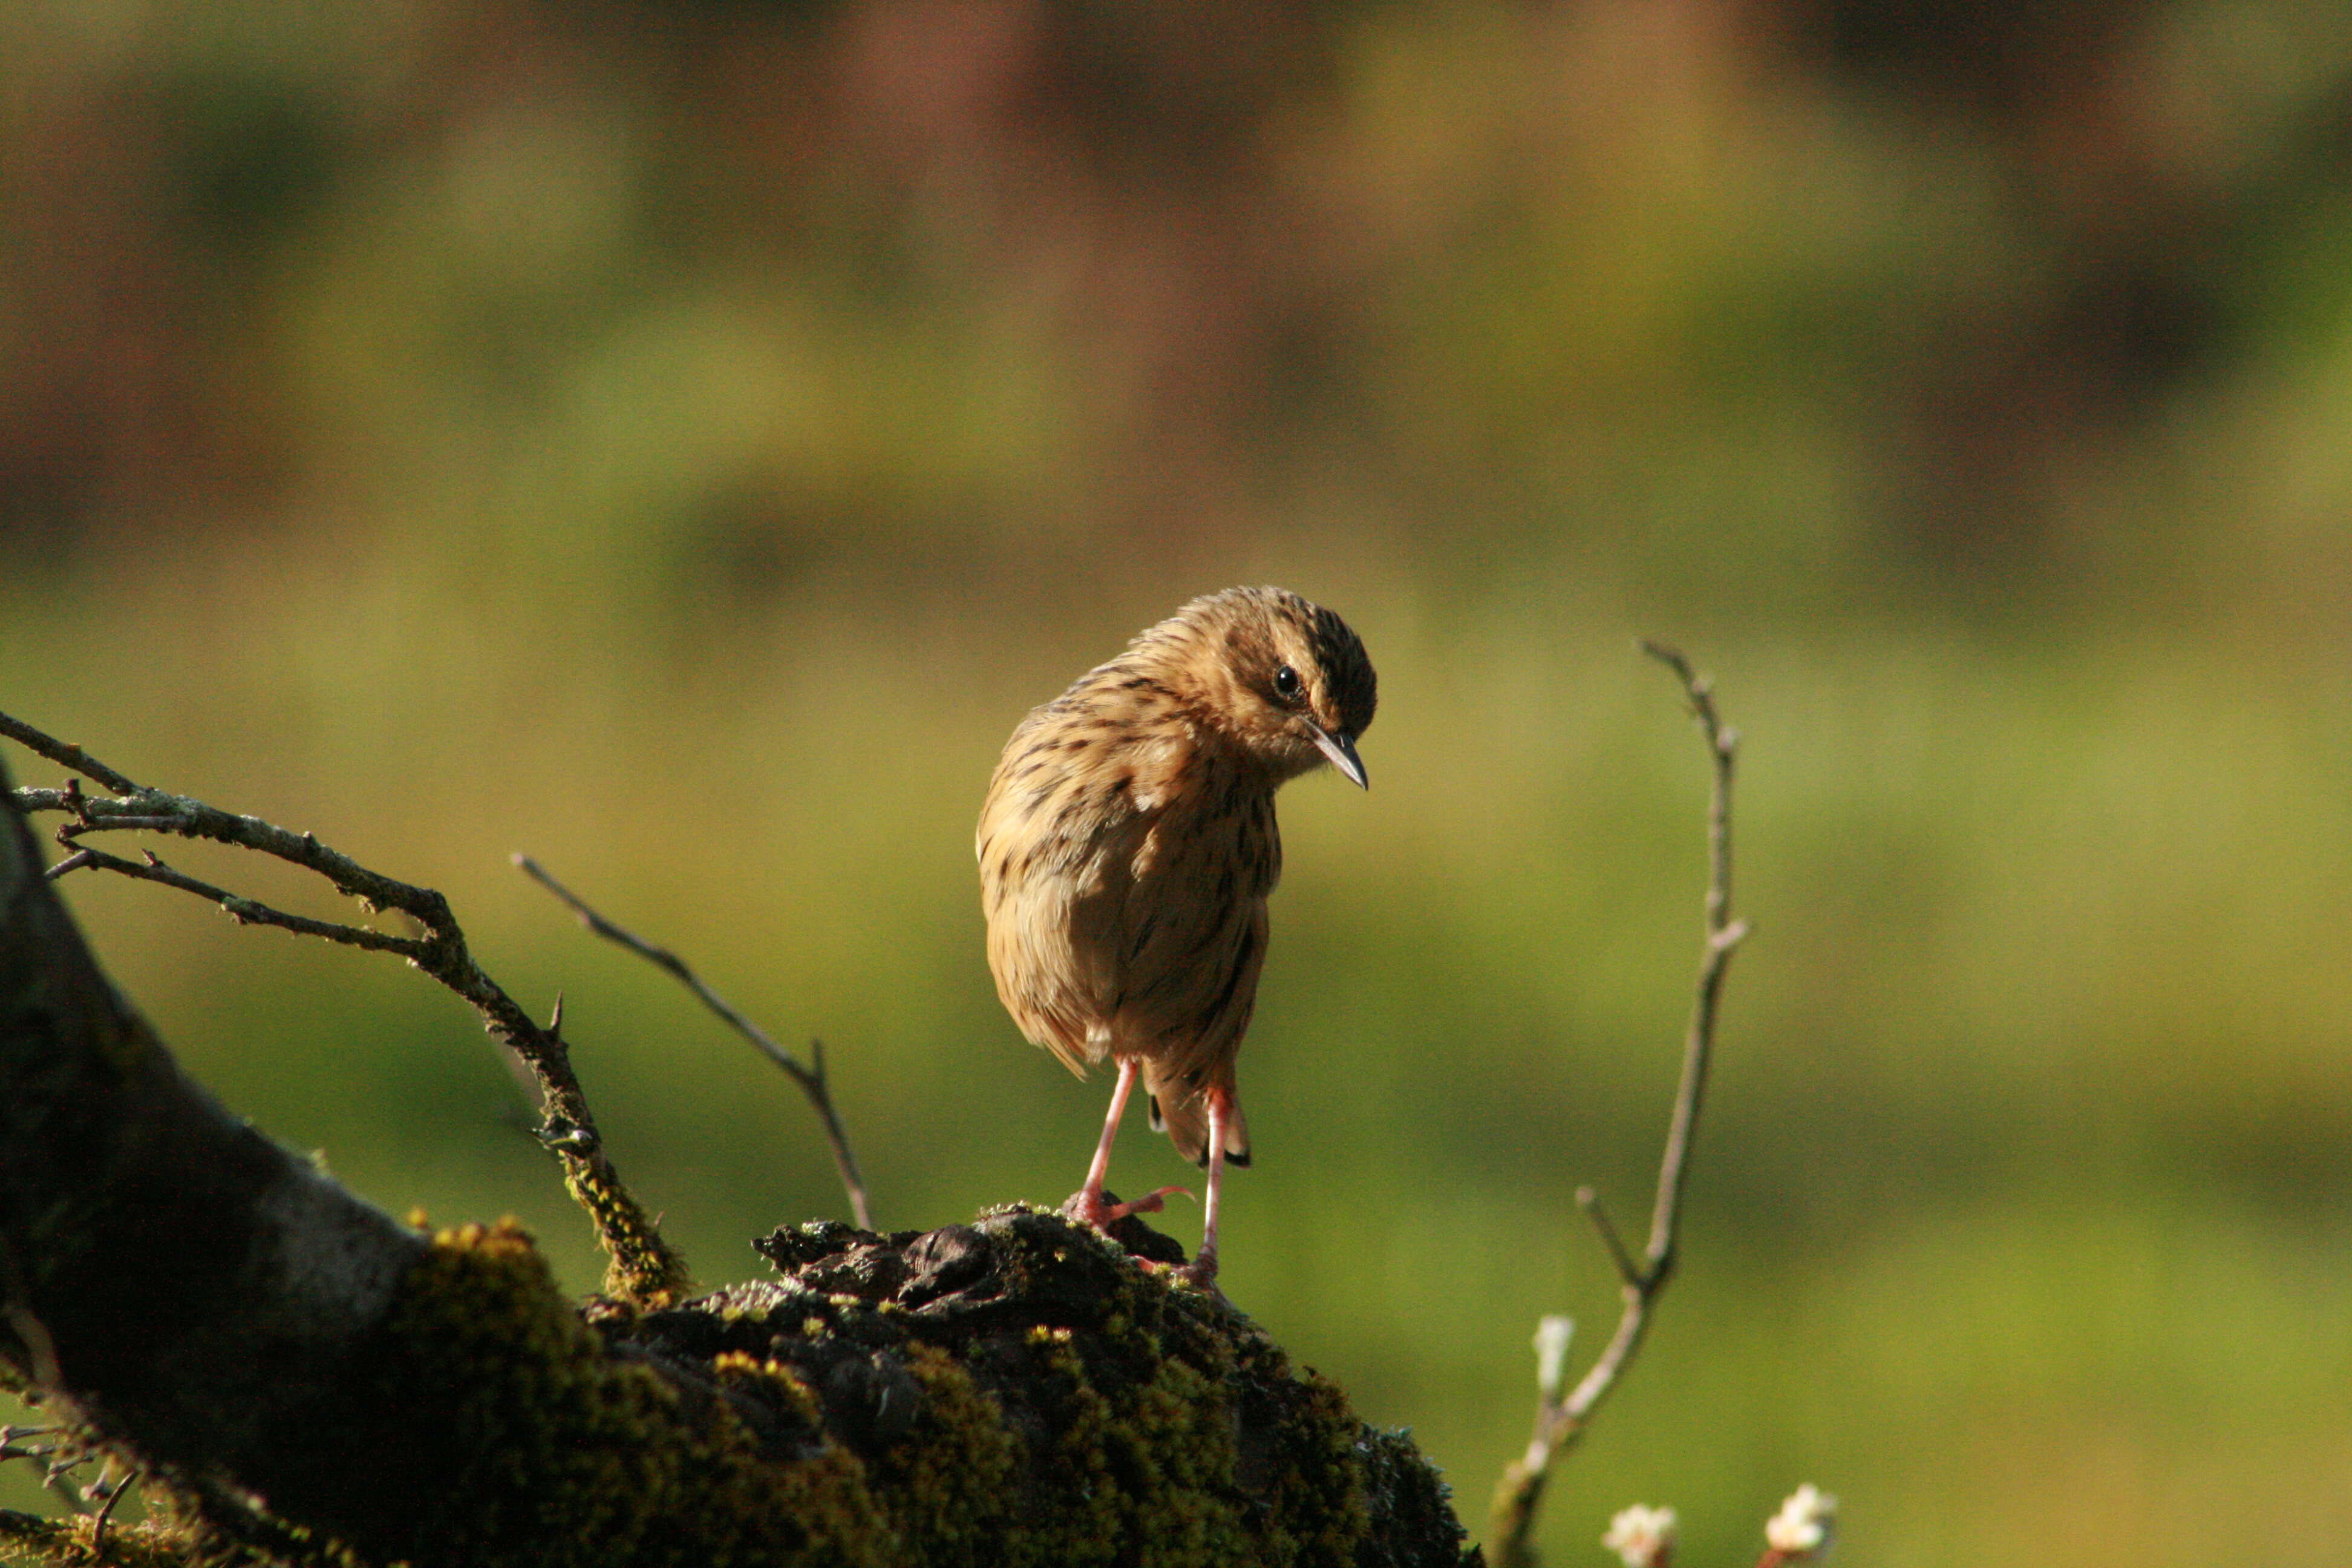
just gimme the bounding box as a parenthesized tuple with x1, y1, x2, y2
(7, 1, 2352, 1562)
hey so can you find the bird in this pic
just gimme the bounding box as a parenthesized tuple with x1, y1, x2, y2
(977, 586, 1376, 1285)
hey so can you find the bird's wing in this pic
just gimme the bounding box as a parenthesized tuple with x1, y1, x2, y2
(979, 772, 1146, 1077)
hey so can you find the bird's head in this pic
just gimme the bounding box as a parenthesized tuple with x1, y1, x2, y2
(1149, 586, 1377, 787)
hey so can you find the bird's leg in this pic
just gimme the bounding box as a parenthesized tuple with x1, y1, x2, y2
(1068, 1057, 1184, 1228)
(1179, 1086, 1232, 1287)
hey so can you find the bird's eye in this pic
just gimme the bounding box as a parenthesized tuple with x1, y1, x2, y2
(1273, 664, 1301, 701)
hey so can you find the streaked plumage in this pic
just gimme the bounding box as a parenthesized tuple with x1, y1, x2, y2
(978, 585, 1376, 1281)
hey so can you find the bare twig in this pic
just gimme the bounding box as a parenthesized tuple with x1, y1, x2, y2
(0, 1426, 61, 1467)
(56, 814, 195, 835)
(1574, 1186, 1642, 1288)
(0, 1420, 105, 1521)
(49, 844, 426, 956)
(1488, 642, 1749, 1568)
(86, 1461, 130, 1555)
(2, 708, 690, 1307)
(513, 855, 874, 1230)
(0, 713, 137, 795)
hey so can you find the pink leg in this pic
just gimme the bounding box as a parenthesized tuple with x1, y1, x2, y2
(1068, 1059, 1184, 1229)
(1181, 1088, 1230, 1286)
(1079, 1057, 1140, 1203)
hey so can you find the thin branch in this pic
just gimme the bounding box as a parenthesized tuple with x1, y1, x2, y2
(1574, 1186, 1642, 1289)
(1636, 639, 1744, 1279)
(513, 855, 874, 1230)
(1488, 642, 1749, 1568)
(57, 814, 195, 835)
(49, 844, 428, 956)
(87, 1462, 129, 1556)
(1, 707, 690, 1307)
(0, 713, 137, 795)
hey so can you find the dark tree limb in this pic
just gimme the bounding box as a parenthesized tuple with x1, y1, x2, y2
(3, 710, 688, 1308)
(0, 739, 431, 1536)
(514, 855, 874, 1230)
(1486, 642, 1749, 1567)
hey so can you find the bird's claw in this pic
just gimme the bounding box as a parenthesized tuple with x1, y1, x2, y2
(1105, 1184, 1189, 1221)
(1177, 1252, 1223, 1295)
(1067, 1184, 1190, 1229)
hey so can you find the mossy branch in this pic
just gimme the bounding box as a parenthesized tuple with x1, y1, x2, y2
(1, 708, 687, 1307)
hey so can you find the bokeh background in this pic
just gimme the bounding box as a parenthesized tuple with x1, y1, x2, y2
(7, 1, 2352, 1561)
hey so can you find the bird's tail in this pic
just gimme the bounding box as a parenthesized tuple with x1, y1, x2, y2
(1145, 1067, 1250, 1169)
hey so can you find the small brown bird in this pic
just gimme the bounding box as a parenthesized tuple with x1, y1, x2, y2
(978, 586, 1376, 1284)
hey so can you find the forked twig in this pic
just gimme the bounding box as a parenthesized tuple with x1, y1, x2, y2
(514, 855, 874, 1230)
(1, 709, 690, 1307)
(1487, 642, 1749, 1567)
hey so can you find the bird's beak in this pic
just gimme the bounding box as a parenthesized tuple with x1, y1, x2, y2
(1310, 725, 1369, 789)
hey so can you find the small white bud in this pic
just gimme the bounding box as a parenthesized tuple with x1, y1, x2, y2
(1764, 1483, 1838, 1558)
(1601, 1503, 1677, 1568)
(1533, 1315, 1574, 1402)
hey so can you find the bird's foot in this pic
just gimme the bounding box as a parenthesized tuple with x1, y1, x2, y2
(1063, 1184, 1189, 1230)
(1177, 1248, 1221, 1293)
(1107, 1184, 1189, 1221)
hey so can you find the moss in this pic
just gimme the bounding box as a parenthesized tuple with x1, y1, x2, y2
(0, 1511, 149, 1568)
(318, 1218, 892, 1567)
(558, 1155, 692, 1308)
(861, 1344, 1020, 1565)
(10, 1211, 1471, 1568)
(636, 1206, 1472, 1568)
(0, 1503, 338, 1568)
